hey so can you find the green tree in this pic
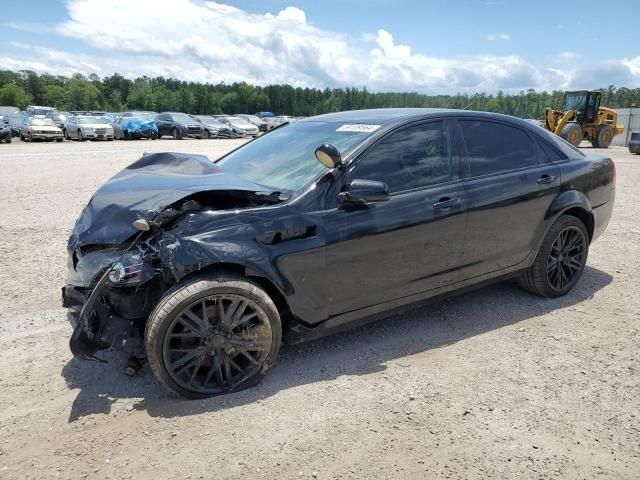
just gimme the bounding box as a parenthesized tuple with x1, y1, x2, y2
(0, 83, 32, 108)
(43, 84, 69, 110)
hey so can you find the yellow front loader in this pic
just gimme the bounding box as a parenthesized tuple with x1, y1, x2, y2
(541, 90, 624, 148)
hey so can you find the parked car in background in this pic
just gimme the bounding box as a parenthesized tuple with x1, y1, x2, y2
(0, 120, 12, 143)
(255, 111, 275, 119)
(62, 108, 615, 398)
(65, 116, 114, 141)
(190, 115, 236, 138)
(155, 112, 204, 139)
(47, 111, 70, 134)
(235, 114, 268, 132)
(4, 112, 24, 137)
(629, 131, 640, 154)
(26, 105, 56, 117)
(121, 111, 157, 119)
(115, 116, 158, 140)
(272, 115, 297, 126)
(0, 106, 20, 116)
(69, 110, 107, 117)
(263, 117, 279, 131)
(19, 117, 64, 142)
(213, 115, 259, 137)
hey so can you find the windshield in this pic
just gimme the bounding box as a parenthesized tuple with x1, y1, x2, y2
(227, 117, 252, 126)
(564, 92, 587, 111)
(171, 113, 194, 124)
(242, 115, 263, 123)
(217, 121, 375, 192)
(78, 117, 108, 125)
(30, 118, 57, 127)
(197, 116, 223, 125)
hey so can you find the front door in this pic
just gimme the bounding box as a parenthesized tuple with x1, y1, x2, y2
(324, 120, 468, 316)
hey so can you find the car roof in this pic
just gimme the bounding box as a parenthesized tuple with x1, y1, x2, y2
(302, 108, 542, 132)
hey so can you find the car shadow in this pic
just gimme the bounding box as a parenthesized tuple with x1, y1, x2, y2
(62, 266, 612, 422)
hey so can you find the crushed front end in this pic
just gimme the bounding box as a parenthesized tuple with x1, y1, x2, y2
(62, 151, 276, 363)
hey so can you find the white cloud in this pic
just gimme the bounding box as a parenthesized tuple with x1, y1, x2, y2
(487, 33, 511, 41)
(558, 51, 577, 61)
(0, 0, 638, 93)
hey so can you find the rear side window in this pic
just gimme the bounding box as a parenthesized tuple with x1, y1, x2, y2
(459, 120, 540, 176)
(351, 121, 460, 193)
(537, 139, 567, 162)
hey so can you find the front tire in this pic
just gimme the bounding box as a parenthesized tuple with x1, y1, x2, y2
(78, 130, 84, 142)
(145, 275, 282, 399)
(517, 215, 589, 297)
(172, 127, 182, 140)
(594, 125, 613, 148)
(560, 122, 583, 147)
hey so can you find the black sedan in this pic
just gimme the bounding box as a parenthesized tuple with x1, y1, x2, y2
(155, 112, 203, 139)
(63, 108, 615, 398)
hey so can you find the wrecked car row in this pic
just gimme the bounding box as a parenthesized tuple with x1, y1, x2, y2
(63, 108, 615, 399)
(0, 107, 305, 144)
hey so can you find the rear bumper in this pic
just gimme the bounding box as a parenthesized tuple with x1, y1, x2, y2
(592, 192, 615, 243)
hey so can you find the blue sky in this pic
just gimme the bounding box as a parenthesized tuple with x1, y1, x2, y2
(1, 0, 639, 93)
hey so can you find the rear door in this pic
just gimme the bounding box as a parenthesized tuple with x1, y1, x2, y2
(455, 118, 561, 280)
(324, 120, 468, 315)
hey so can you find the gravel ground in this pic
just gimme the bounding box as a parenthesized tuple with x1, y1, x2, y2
(0, 139, 638, 480)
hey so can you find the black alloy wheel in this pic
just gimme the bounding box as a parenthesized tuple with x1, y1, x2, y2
(546, 226, 586, 291)
(517, 215, 589, 297)
(146, 275, 282, 398)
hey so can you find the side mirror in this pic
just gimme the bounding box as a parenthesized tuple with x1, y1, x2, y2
(338, 179, 390, 206)
(314, 143, 342, 169)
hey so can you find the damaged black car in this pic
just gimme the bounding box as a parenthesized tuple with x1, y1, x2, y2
(63, 109, 615, 398)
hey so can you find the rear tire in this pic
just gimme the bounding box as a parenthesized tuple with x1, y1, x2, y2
(145, 274, 282, 399)
(594, 125, 613, 148)
(517, 215, 589, 297)
(560, 122, 583, 147)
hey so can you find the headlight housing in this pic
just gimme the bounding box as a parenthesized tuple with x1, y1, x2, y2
(108, 253, 155, 286)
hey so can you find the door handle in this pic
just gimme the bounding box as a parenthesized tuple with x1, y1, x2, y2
(433, 197, 461, 210)
(537, 174, 558, 185)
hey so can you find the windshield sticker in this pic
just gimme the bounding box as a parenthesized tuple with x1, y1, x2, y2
(336, 124, 381, 133)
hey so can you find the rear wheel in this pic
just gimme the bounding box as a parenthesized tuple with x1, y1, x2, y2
(560, 122, 583, 147)
(145, 275, 282, 398)
(594, 125, 613, 148)
(517, 215, 589, 297)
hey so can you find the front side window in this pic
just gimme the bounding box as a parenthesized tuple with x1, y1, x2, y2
(349, 121, 460, 193)
(459, 120, 540, 177)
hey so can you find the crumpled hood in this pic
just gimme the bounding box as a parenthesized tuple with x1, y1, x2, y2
(69, 152, 268, 248)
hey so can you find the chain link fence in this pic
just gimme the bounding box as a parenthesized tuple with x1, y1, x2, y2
(612, 108, 640, 147)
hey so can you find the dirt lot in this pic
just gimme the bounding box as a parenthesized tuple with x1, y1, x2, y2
(0, 139, 638, 479)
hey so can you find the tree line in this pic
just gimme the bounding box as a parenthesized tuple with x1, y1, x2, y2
(1, 69, 639, 119)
